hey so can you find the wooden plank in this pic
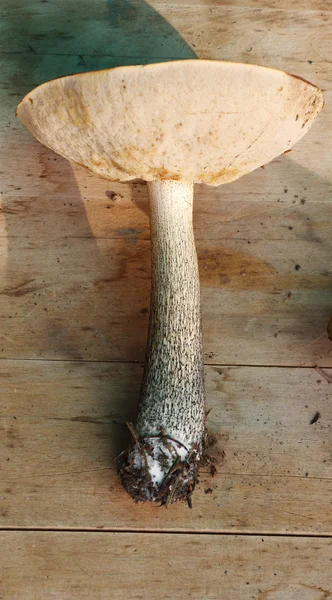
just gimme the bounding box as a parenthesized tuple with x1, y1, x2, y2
(1, 0, 331, 365)
(1, 1, 331, 102)
(0, 1, 330, 70)
(1, 531, 331, 600)
(0, 0, 197, 62)
(0, 19, 331, 110)
(156, 0, 331, 10)
(2, 183, 332, 241)
(0, 176, 331, 365)
(0, 360, 331, 532)
(1, 2, 330, 110)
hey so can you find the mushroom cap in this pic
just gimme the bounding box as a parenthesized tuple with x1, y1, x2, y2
(16, 60, 324, 186)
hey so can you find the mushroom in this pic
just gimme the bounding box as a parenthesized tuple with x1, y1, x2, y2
(16, 60, 323, 505)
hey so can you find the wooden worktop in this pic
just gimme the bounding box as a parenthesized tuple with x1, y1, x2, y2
(0, 1, 331, 598)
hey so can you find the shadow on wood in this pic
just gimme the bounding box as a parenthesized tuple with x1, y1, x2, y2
(2, 0, 195, 464)
(4, 0, 197, 96)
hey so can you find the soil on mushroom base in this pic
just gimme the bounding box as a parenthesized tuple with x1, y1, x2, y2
(119, 424, 223, 507)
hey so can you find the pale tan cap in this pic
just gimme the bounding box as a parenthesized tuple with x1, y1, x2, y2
(16, 60, 324, 186)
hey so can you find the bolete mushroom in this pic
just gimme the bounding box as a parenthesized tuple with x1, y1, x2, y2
(16, 60, 323, 505)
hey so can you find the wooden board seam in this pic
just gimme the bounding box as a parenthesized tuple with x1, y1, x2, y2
(0, 357, 331, 370)
(1, 527, 332, 538)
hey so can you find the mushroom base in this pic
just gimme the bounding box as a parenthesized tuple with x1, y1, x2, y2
(120, 436, 201, 506)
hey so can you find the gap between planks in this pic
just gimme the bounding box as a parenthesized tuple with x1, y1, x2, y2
(1, 527, 332, 538)
(0, 356, 330, 370)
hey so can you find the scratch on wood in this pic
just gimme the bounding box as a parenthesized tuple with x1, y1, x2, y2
(0, 279, 46, 298)
(72, 559, 93, 579)
(314, 366, 332, 384)
(283, 510, 315, 520)
(70, 416, 123, 425)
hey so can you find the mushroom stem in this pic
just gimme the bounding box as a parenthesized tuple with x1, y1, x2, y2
(120, 180, 206, 503)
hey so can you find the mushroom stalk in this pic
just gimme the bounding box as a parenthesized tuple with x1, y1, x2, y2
(121, 180, 206, 503)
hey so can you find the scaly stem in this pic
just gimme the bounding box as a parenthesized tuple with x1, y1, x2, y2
(138, 180, 205, 443)
(121, 180, 206, 504)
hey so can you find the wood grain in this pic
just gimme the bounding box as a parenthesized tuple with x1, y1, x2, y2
(0, 360, 331, 532)
(2, 0, 332, 103)
(1, 0, 331, 368)
(0, 178, 331, 366)
(156, 0, 331, 12)
(1, 531, 332, 600)
(1, 1, 331, 70)
(0, 0, 332, 596)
